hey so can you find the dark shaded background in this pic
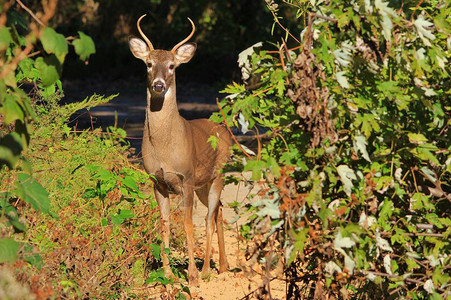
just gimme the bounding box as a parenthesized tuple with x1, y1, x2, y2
(31, 0, 302, 87)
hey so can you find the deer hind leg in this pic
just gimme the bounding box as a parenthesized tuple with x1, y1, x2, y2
(215, 202, 228, 273)
(196, 183, 216, 275)
(154, 185, 172, 278)
(200, 177, 228, 275)
(182, 181, 199, 285)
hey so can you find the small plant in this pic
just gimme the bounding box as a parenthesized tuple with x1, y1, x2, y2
(146, 243, 192, 300)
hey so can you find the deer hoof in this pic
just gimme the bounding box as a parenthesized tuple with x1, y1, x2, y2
(218, 265, 228, 274)
(189, 273, 199, 286)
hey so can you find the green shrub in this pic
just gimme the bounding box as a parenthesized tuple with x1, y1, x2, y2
(0, 3, 163, 298)
(213, 0, 450, 298)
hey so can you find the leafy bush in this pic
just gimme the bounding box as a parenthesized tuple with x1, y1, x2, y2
(213, 0, 450, 298)
(0, 88, 163, 297)
(0, 0, 95, 169)
(0, 0, 96, 265)
(0, 2, 166, 298)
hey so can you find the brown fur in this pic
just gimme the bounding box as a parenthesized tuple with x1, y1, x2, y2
(129, 23, 232, 285)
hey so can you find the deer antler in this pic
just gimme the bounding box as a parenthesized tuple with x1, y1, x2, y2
(137, 14, 154, 51)
(171, 18, 195, 53)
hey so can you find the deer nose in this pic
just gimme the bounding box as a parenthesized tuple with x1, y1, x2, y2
(152, 81, 166, 93)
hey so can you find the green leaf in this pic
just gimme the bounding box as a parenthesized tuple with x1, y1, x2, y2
(266, 156, 281, 178)
(408, 133, 428, 144)
(149, 244, 161, 260)
(4, 69, 17, 88)
(25, 253, 43, 269)
(146, 268, 172, 285)
(207, 135, 219, 150)
(5, 205, 26, 232)
(17, 58, 36, 81)
(0, 94, 24, 125)
(73, 31, 96, 61)
(0, 238, 19, 263)
(0, 26, 12, 50)
(375, 0, 397, 41)
(15, 173, 51, 214)
(35, 56, 59, 87)
(336, 71, 350, 89)
(288, 228, 309, 264)
(118, 209, 134, 219)
(414, 15, 436, 47)
(354, 135, 371, 162)
(337, 165, 357, 197)
(121, 176, 139, 192)
(111, 214, 123, 225)
(244, 159, 266, 181)
(0, 132, 26, 168)
(41, 27, 68, 62)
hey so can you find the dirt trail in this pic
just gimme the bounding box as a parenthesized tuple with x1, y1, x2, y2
(188, 174, 286, 300)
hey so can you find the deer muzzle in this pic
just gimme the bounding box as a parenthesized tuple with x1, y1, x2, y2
(152, 80, 166, 94)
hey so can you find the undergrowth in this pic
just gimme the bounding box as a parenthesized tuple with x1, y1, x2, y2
(0, 90, 189, 298)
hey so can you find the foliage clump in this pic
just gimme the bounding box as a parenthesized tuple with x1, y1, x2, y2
(0, 2, 171, 298)
(213, 0, 451, 298)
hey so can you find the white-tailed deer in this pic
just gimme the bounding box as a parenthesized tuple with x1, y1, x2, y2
(128, 15, 232, 284)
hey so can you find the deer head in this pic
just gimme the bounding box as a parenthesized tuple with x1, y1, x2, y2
(128, 14, 197, 96)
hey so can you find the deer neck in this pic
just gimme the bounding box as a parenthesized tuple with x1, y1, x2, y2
(144, 84, 184, 139)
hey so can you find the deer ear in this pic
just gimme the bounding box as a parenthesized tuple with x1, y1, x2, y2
(174, 42, 197, 65)
(128, 36, 150, 61)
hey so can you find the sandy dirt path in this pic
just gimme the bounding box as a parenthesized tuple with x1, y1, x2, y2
(187, 175, 286, 300)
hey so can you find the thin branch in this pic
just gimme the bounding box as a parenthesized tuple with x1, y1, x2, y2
(16, 0, 44, 26)
(410, 0, 424, 23)
(216, 98, 253, 159)
(0, 39, 34, 80)
(310, 12, 338, 23)
(269, 9, 301, 44)
(366, 271, 445, 292)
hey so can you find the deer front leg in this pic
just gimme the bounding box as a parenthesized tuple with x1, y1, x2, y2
(182, 182, 199, 285)
(154, 185, 173, 279)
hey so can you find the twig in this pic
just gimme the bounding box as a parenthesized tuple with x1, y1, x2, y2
(310, 12, 338, 23)
(410, 0, 424, 23)
(271, 130, 289, 151)
(0, 40, 34, 80)
(16, 0, 44, 26)
(69, 130, 142, 140)
(251, 127, 262, 160)
(278, 41, 290, 85)
(26, 50, 41, 58)
(216, 98, 253, 159)
(267, 44, 302, 54)
(238, 275, 283, 300)
(366, 271, 445, 292)
(411, 167, 419, 193)
(406, 232, 443, 237)
(269, 8, 301, 44)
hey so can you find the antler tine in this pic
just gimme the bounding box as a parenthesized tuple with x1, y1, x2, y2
(137, 14, 154, 51)
(171, 17, 195, 53)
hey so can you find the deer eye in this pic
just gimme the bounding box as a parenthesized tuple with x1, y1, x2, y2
(147, 62, 152, 68)
(169, 64, 175, 70)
